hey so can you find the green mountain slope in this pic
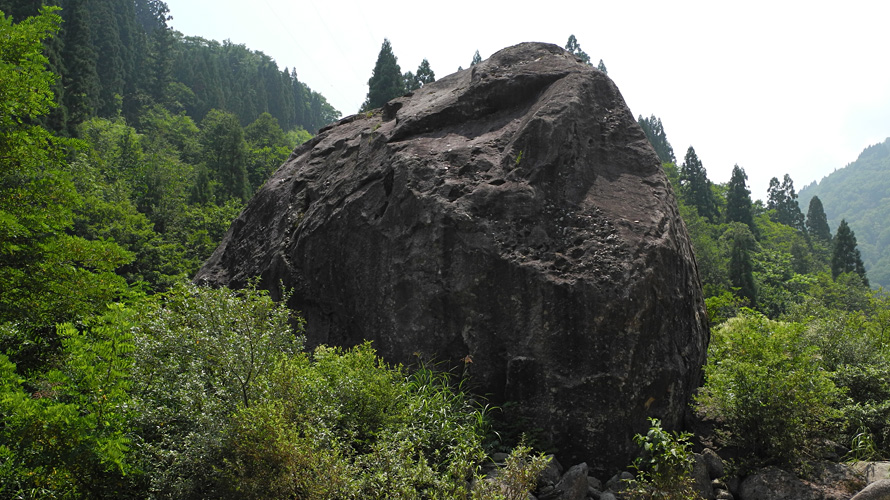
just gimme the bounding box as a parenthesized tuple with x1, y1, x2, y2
(799, 138, 890, 289)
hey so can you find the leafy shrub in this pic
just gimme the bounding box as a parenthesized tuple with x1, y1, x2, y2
(220, 343, 491, 499)
(695, 312, 843, 466)
(128, 281, 301, 497)
(470, 439, 550, 500)
(623, 418, 701, 500)
(0, 304, 136, 499)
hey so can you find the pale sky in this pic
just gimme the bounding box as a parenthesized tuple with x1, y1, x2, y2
(167, 0, 890, 200)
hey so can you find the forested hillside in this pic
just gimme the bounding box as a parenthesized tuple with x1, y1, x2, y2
(0, 0, 339, 135)
(799, 138, 890, 289)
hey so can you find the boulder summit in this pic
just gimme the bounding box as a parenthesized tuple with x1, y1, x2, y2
(196, 42, 709, 474)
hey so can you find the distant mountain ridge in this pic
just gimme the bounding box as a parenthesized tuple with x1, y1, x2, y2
(799, 138, 890, 289)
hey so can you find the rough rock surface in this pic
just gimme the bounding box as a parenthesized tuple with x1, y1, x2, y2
(737, 464, 863, 500)
(196, 42, 708, 474)
(852, 479, 890, 500)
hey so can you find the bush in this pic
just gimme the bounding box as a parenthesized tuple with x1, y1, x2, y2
(695, 312, 843, 466)
(470, 438, 550, 500)
(623, 418, 701, 500)
(0, 304, 136, 499)
(128, 281, 301, 497)
(220, 343, 491, 499)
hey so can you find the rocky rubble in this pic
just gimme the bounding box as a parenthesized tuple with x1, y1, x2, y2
(507, 455, 885, 500)
(516, 455, 887, 500)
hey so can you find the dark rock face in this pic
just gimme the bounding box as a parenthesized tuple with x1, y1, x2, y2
(195, 42, 708, 475)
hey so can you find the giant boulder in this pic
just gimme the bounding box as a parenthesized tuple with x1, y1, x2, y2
(195, 42, 709, 475)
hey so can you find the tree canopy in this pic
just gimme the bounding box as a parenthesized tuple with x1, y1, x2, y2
(831, 219, 868, 285)
(680, 146, 719, 222)
(638, 115, 676, 164)
(565, 34, 591, 65)
(725, 165, 757, 236)
(806, 195, 832, 243)
(362, 39, 404, 111)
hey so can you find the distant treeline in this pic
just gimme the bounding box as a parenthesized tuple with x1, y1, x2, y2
(0, 0, 340, 135)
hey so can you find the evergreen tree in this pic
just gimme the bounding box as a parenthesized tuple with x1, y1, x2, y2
(138, 0, 174, 108)
(403, 58, 436, 92)
(728, 230, 757, 305)
(200, 109, 249, 202)
(767, 174, 805, 231)
(565, 34, 591, 65)
(637, 114, 676, 163)
(831, 219, 868, 286)
(134, 0, 171, 33)
(403, 70, 417, 91)
(362, 38, 404, 111)
(597, 59, 608, 75)
(91, 0, 127, 117)
(61, 0, 100, 129)
(680, 146, 719, 221)
(805, 196, 832, 243)
(471, 49, 482, 67)
(414, 58, 435, 87)
(725, 164, 757, 235)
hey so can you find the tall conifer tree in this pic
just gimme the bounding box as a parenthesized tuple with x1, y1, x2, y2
(61, 0, 100, 129)
(729, 233, 757, 305)
(680, 146, 719, 221)
(725, 165, 757, 236)
(565, 34, 591, 65)
(470, 49, 482, 66)
(766, 174, 805, 231)
(638, 115, 676, 164)
(362, 39, 404, 112)
(831, 219, 868, 286)
(805, 196, 832, 243)
(414, 58, 435, 87)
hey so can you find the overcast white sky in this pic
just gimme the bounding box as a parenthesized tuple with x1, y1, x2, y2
(167, 0, 890, 200)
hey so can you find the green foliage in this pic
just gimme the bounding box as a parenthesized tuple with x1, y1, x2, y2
(799, 138, 890, 289)
(199, 108, 250, 202)
(0, 304, 136, 498)
(724, 222, 757, 305)
(767, 174, 806, 232)
(244, 112, 293, 190)
(705, 291, 749, 326)
(680, 147, 719, 222)
(471, 439, 550, 500)
(639, 115, 676, 164)
(471, 50, 482, 67)
(696, 312, 843, 466)
(623, 418, 701, 500)
(220, 343, 493, 499)
(0, 7, 135, 364)
(597, 59, 608, 75)
(129, 281, 301, 496)
(565, 34, 591, 65)
(725, 165, 757, 236)
(832, 219, 869, 286)
(363, 39, 405, 112)
(415, 58, 436, 87)
(805, 196, 832, 243)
